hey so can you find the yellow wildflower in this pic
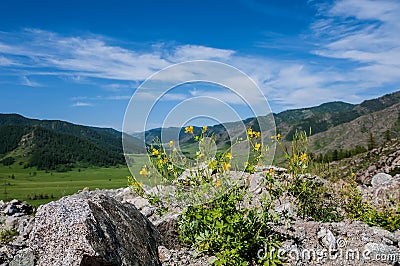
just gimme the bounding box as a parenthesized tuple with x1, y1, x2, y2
(300, 153, 307, 163)
(254, 143, 261, 151)
(151, 148, 159, 156)
(202, 126, 208, 132)
(185, 126, 194, 134)
(158, 159, 163, 165)
(244, 161, 249, 166)
(209, 160, 217, 169)
(270, 133, 281, 140)
(247, 128, 253, 137)
(169, 140, 174, 147)
(226, 152, 233, 160)
(224, 162, 231, 172)
(269, 168, 275, 175)
(255, 131, 261, 138)
(139, 167, 148, 176)
(351, 172, 356, 177)
(215, 179, 221, 187)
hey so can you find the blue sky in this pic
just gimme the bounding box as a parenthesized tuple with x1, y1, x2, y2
(0, 0, 399, 131)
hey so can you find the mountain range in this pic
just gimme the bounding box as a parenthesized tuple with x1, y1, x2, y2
(138, 90, 400, 156)
(1, 90, 399, 170)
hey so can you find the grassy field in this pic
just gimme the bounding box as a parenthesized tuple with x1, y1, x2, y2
(0, 154, 148, 207)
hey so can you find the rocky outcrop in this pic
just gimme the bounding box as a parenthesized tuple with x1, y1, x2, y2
(29, 193, 162, 266)
(273, 220, 400, 265)
(0, 199, 35, 266)
(356, 144, 400, 185)
(358, 173, 400, 210)
(1, 161, 400, 265)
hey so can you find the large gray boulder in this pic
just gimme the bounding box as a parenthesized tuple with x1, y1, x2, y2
(29, 193, 162, 266)
(371, 173, 393, 187)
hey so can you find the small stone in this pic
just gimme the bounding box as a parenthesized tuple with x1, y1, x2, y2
(3, 204, 18, 215)
(5, 216, 19, 229)
(9, 199, 20, 205)
(158, 245, 172, 262)
(141, 206, 155, 217)
(9, 248, 35, 266)
(317, 227, 336, 249)
(132, 197, 151, 210)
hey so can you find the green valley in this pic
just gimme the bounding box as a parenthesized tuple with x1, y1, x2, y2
(0, 154, 148, 206)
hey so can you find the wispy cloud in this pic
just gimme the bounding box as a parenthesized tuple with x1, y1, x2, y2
(0, 29, 170, 80)
(1, 7, 400, 114)
(0, 55, 17, 66)
(71, 101, 93, 107)
(21, 76, 41, 87)
(170, 45, 235, 61)
(310, 0, 400, 89)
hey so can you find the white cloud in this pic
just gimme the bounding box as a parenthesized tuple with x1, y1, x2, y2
(0, 29, 171, 80)
(71, 101, 93, 107)
(311, 0, 400, 88)
(171, 45, 235, 61)
(0, 56, 17, 66)
(1, 12, 400, 118)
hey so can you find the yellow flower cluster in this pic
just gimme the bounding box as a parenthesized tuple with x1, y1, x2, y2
(269, 168, 275, 174)
(300, 152, 307, 163)
(224, 162, 231, 172)
(247, 128, 261, 138)
(152, 148, 159, 156)
(270, 133, 281, 140)
(185, 125, 194, 134)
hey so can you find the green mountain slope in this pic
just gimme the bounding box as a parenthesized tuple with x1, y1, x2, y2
(0, 124, 125, 170)
(0, 114, 148, 171)
(0, 114, 145, 154)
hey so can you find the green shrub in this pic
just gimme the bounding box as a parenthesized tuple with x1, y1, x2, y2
(289, 178, 342, 222)
(0, 229, 18, 244)
(274, 129, 342, 222)
(178, 187, 283, 265)
(1, 156, 15, 166)
(341, 181, 400, 232)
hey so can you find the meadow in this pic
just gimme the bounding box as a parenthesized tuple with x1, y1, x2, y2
(0, 154, 148, 206)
